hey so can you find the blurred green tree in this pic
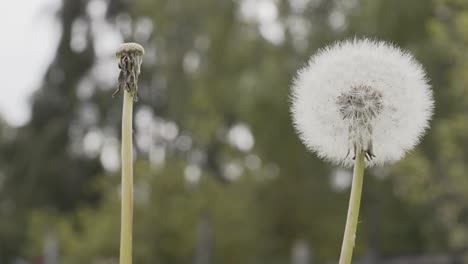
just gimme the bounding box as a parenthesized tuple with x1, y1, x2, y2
(390, 0, 468, 261)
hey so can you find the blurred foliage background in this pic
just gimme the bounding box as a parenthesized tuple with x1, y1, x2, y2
(2, 0, 468, 263)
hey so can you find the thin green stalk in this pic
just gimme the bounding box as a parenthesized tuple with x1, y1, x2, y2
(120, 90, 134, 264)
(115, 42, 144, 264)
(339, 149, 365, 264)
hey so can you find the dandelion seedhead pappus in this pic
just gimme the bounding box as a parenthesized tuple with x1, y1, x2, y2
(114, 42, 145, 101)
(291, 38, 434, 167)
(337, 85, 383, 161)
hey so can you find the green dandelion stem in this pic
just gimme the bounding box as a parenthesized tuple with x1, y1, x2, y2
(339, 149, 365, 264)
(120, 89, 134, 264)
(115, 42, 144, 264)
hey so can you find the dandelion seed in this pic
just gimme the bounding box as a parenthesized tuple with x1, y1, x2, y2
(291, 38, 433, 167)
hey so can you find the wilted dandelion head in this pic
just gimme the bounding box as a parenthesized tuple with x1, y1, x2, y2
(291, 39, 433, 167)
(115, 42, 145, 101)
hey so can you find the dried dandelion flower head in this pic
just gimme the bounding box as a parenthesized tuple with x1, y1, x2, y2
(291, 39, 434, 167)
(114, 42, 145, 101)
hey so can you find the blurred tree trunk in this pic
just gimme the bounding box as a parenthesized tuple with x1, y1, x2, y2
(42, 231, 58, 264)
(291, 239, 311, 264)
(193, 212, 213, 264)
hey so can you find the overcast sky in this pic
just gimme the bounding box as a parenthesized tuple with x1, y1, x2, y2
(0, 0, 61, 126)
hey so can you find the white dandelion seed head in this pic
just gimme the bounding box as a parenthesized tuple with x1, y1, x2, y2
(290, 38, 434, 167)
